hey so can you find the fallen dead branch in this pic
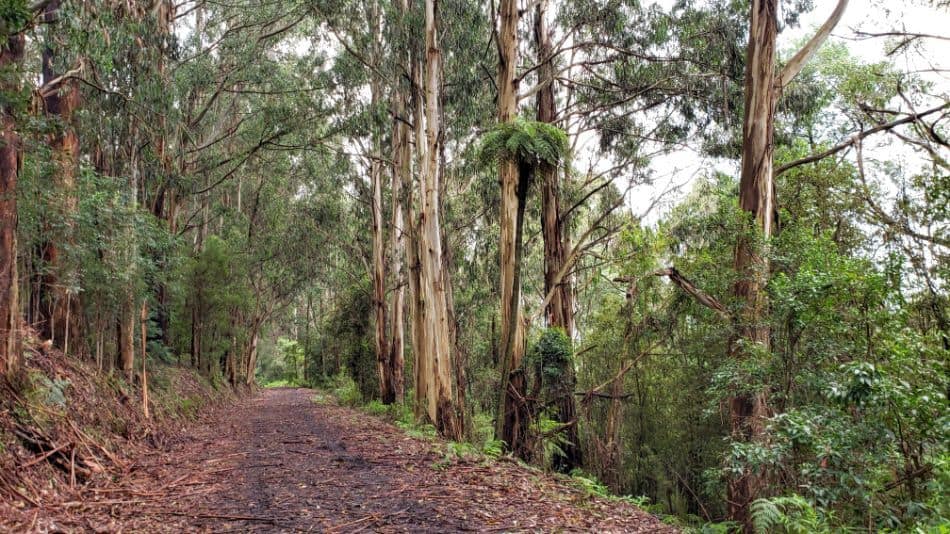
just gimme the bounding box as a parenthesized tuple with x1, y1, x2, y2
(150, 510, 278, 523)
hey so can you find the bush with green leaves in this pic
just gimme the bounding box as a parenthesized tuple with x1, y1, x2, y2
(528, 327, 573, 386)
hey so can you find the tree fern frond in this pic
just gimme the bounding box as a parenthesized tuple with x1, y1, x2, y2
(476, 117, 570, 170)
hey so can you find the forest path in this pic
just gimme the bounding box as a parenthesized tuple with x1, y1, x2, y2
(88, 388, 676, 532)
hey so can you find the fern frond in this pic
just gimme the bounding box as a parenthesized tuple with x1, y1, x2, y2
(476, 118, 570, 170)
(751, 498, 783, 533)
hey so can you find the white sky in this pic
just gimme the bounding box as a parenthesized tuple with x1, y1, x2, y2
(631, 0, 950, 223)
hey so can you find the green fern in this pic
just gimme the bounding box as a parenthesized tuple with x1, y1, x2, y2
(751, 495, 832, 534)
(482, 439, 505, 459)
(477, 118, 570, 170)
(751, 499, 783, 533)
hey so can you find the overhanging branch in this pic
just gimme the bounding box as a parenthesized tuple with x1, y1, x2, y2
(651, 267, 730, 319)
(778, 0, 849, 89)
(774, 102, 950, 177)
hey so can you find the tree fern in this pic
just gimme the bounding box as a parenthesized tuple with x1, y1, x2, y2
(477, 118, 570, 170)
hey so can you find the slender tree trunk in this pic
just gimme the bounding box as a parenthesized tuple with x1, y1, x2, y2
(408, 44, 427, 420)
(227, 314, 239, 385)
(154, 0, 176, 347)
(372, 157, 394, 402)
(603, 359, 626, 492)
(0, 33, 24, 375)
(388, 2, 410, 401)
(117, 294, 135, 380)
(303, 293, 312, 384)
(535, 0, 581, 473)
(369, 0, 395, 404)
(140, 300, 149, 418)
(191, 292, 201, 369)
(245, 325, 260, 386)
(436, 55, 466, 437)
(372, 160, 395, 400)
(495, 0, 529, 456)
(389, 139, 407, 402)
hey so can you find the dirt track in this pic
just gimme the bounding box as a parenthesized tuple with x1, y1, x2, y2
(67, 388, 676, 532)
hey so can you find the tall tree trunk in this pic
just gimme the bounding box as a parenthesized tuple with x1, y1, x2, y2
(153, 0, 176, 347)
(388, 130, 407, 402)
(38, 0, 83, 354)
(408, 40, 427, 420)
(495, 0, 529, 457)
(388, 0, 410, 402)
(728, 1, 847, 528)
(602, 359, 627, 492)
(437, 55, 466, 437)
(414, 0, 462, 439)
(727, 1, 778, 525)
(191, 291, 201, 369)
(156, 188, 175, 346)
(140, 300, 149, 418)
(535, 0, 580, 473)
(369, 0, 395, 404)
(372, 153, 394, 403)
(0, 33, 24, 375)
(245, 327, 259, 386)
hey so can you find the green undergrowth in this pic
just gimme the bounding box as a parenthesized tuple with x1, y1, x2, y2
(311, 373, 505, 460)
(563, 469, 683, 524)
(261, 378, 309, 389)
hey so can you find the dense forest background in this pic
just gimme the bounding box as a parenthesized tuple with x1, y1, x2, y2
(0, 0, 946, 531)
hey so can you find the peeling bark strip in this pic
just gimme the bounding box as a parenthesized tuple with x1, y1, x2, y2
(0, 33, 24, 374)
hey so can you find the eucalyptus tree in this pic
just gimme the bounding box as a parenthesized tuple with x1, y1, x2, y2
(369, 3, 394, 404)
(726, 1, 847, 525)
(34, 0, 83, 355)
(413, 0, 463, 438)
(533, 0, 580, 472)
(484, 119, 570, 457)
(0, 8, 26, 374)
(493, 0, 527, 456)
(386, 0, 410, 404)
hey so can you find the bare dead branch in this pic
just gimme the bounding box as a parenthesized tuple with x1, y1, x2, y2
(778, 0, 849, 89)
(651, 267, 730, 319)
(774, 102, 950, 177)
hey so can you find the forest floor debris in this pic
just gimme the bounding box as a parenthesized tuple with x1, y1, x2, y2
(6, 387, 677, 532)
(0, 337, 235, 533)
